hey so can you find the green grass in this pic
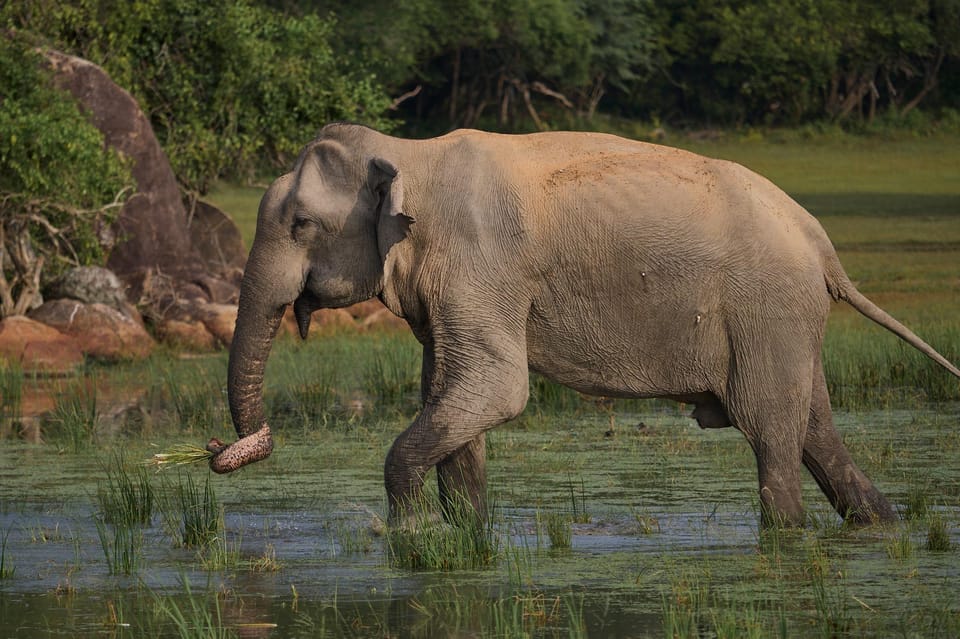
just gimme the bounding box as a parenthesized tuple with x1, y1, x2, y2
(45, 381, 99, 451)
(387, 490, 499, 571)
(97, 452, 155, 526)
(159, 472, 223, 548)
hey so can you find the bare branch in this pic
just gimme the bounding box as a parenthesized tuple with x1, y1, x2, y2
(389, 85, 422, 111)
(531, 81, 574, 110)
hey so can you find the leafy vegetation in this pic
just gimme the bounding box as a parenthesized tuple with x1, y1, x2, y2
(0, 36, 132, 318)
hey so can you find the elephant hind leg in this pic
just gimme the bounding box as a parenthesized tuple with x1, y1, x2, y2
(726, 346, 814, 527)
(802, 361, 896, 525)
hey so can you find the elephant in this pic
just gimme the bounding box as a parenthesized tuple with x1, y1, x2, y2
(208, 123, 960, 528)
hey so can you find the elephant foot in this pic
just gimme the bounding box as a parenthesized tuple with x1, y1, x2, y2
(207, 424, 273, 473)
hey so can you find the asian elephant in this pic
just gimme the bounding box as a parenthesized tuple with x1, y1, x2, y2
(209, 123, 960, 527)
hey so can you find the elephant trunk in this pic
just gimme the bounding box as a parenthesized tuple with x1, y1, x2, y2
(208, 287, 285, 473)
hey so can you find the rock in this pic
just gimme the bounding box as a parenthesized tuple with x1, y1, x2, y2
(313, 308, 357, 332)
(194, 303, 239, 347)
(344, 299, 387, 320)
(156, 319, 217, 351)
(361, 308, 409, 331)
(43, 50, 240, 317)
(48, 266, 127, 310)
(28, 299, 155, 361)
(0, 315, 83, 375)
(188, 200, 247, 288)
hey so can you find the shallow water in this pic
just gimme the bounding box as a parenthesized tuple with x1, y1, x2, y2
(1, 404, 958, 637)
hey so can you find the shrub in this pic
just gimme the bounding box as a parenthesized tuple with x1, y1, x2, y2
(0, 34, 132, 317)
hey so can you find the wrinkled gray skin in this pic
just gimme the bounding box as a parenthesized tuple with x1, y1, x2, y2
(215, 123, 960, 528)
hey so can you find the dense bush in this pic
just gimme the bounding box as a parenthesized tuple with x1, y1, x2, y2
(0, 35, 132, 318)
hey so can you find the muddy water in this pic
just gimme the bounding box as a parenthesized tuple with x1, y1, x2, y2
(1, 406, 958, 637)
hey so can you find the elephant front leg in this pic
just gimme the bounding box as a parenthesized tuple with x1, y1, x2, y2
(437, 434, 487, 523)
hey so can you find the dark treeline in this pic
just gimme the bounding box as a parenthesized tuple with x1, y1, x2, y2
(3, 0, 959, 193)
(299, 0, 960, 131)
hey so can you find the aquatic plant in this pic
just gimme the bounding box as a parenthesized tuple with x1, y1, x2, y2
(153, 576, 236, 639)
(0, 363, 22, 427)
(0, 527, 14, 579)
(147, 443, 215, 469)
(884, 530, 915, 561)
(387, 491, 498, 571)
(543, 512, 571, 550)
(46, 381, 98, 452)
(97, 452, 155, 526)
(94, 517, 142, 575)
(159, 472, 223, 548)
(925, 513, 952, 552)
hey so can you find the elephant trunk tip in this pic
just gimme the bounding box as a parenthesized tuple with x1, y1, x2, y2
(207, 424, 274, 474)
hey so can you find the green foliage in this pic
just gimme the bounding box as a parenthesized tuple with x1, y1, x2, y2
(0, 34, 131, 306)
(3, 0, 394, 192)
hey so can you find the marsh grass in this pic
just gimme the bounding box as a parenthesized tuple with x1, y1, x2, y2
(566, 475, 591, 524)
(197, 533, 242, 571)
(387, 491, 498, 571)
(925, 513, 952, 552)
(97, 452, 155, 526)
(543, 512, 572, 550)
(0, 527, 13, 579)
(363, 338, 420, 412)
(162, 365, 227, 432)
(160, 472, 223, 548)
(0, 363, 22, 427)
(46, 381, 98, 451)
(153, 576, 236, 639)
(884, 530, 915, 561)
(823, 322, 960, 410)
(95, 517, 142, 575)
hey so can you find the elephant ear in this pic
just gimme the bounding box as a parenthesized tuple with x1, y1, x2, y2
(371, 158, 409, 219)
(371, 158, 413, 256)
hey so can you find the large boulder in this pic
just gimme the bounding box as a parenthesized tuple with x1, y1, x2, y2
(0, 315, 83, 375)
(47, 266, 140, 317)
(28, 299, 155, 361)
(42, 50, 243, 338)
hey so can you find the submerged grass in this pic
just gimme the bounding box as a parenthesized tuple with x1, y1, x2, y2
(387, 491, 498, 571)
(159, 472, 223, 548)
(97, 452, 155, 526)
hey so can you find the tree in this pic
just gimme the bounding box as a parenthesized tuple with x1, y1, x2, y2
(0, 35, 132, 318)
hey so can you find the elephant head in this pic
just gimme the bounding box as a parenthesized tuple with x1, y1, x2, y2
(208, 133, 410, 473)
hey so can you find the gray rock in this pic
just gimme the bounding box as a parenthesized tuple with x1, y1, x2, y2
(49, 266, 126, 309)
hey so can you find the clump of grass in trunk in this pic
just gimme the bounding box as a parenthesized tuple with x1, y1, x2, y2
(147, 444, 214, 469)
(98, 452, 155, 526)
(46, 381, 98, 452)
(387, 491, 498, 571)
(159, 472, 223, 548)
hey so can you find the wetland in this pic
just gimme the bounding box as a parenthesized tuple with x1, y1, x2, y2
(1, 133, 959, 637)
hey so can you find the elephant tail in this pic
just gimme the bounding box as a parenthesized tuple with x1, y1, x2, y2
(827, 269, 960, 379)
